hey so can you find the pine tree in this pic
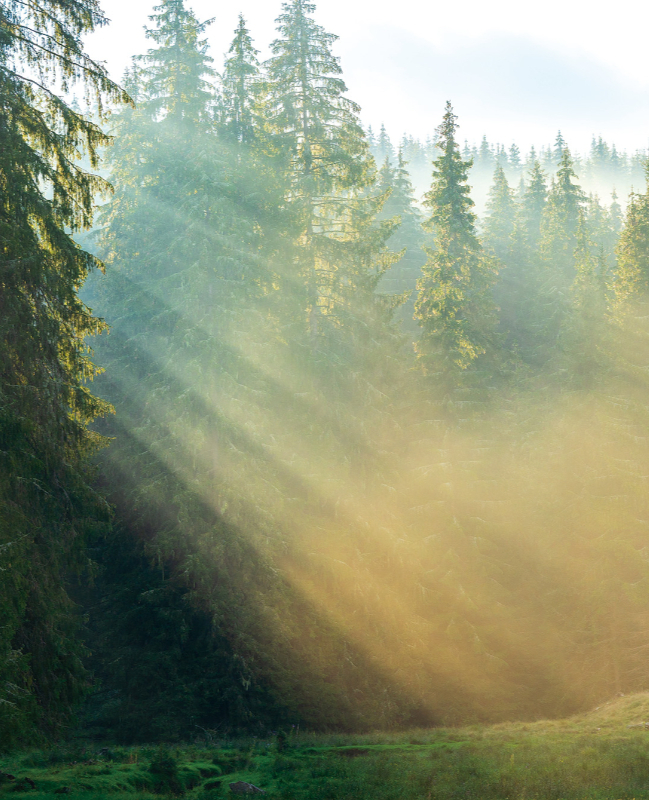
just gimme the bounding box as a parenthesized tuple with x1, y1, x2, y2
(0, 0, 126, 743)
(90, 0, 296, 735)
(585, 193, 622, 270)
(534, 148, 586, 366)
(475, 135, 494, 174)
(218, 14, 260, 145)
(508, 143, 522, 171)
(522, 161, 547, 245)
(494, 212, 549, 369)
(415, 102, 498, 393)
(375, 122, 395, 165)
(616, 175, 649, 304)
(266, 0, 369, 199)
(265, 0, 393, 355)
(376, 152, 426, 334)
(553, 130, 567, 165)
(539, 148, 585, 282)
(564, 211, 611, 387)
(483, 165, 516, 260)
(140, 0, 215, 122)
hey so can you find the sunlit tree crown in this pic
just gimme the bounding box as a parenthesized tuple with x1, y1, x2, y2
(140, 0, 215, 122)
(265, 0, 370, 194)
(218, 14, 260, 144)
(415, 102, 497, 382)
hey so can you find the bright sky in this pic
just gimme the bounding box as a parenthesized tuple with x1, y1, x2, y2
(87, 0, 649, 155)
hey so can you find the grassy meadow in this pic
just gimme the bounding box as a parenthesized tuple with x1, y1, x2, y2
(5, 694, 649, 799)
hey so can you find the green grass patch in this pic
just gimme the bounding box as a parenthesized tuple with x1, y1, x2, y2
(5, 694, 649, 799)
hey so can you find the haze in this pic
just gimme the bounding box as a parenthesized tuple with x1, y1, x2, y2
(88, 0, 649, 153)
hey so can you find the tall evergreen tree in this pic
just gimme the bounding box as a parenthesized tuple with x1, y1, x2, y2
(376, 152, 426, 335)
(0, 0, 126, 744)
(564, 212, 611, 387)
(616, 175, 649, 304)
(140, 0, 215, 122)
(415, 102, 498, 393)
(375, 122, 395, 165)
(483, 165, 516, 260)
(218, 14, 260, 145)
(553, 130, 567, 165)
(265, 0, 397, 360)
(508, 143, 521, 171)
(522, 161, 548, 245)
(89, 0, 281, 734)
(539, 148, 585, 282)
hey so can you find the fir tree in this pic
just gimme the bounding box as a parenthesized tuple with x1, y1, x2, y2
(375, 122, 395, 165)
(509, 143, 522, 171)
(218, 14, 260, 145)
(539, 148, 585, 282)
(265, 0, 392, 353)
(522, 161, 547, 245)
(139, 0, 215, 123)
(0, 0, 126, 743)
(553, 130, 567, 165)
(266, 0, 369, 198)
(415, 102, 498, 392)
(475, 135, 494, 173)
(483, 165, 516, 260)
(565, 212, 611, 387)
(376, 152, 426, 334)
(616, 174, 649, 304)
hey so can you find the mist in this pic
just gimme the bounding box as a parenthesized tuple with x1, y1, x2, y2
(5, 0, 649, 752)
(73, 0, 649, 737)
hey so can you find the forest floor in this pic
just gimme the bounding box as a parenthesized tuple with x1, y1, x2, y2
(5, 693, 649, 799)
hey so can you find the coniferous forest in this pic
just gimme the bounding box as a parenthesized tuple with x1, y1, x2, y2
(5, 0, 649, 754)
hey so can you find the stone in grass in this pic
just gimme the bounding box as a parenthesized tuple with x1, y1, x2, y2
(54, 788, 71, 794)
(229, 781, 266, 794)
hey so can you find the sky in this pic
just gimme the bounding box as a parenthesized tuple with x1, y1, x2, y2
(86, 0, 649, 155)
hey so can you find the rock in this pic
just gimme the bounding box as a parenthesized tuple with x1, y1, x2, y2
(627, 722, 649, 729)
(54, 787, 71, 794)
(229, 782, 266, 794)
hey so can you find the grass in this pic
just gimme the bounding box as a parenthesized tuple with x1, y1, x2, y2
(4, 693, 649, 799)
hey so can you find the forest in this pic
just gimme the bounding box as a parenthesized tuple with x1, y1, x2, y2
(4, 0, 649, 757)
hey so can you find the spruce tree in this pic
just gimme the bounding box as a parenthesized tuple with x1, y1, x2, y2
(508, 143, 522, 171)
(616, 176, 649, 303)
(0, 0, 126, 743)
(375, 122, 395, 165)
(376, 152, 426, 334)
(483, 164, 516, 260)
(565, 212, 611, 388)
(553, 130, 567, 165)
(522, 161, 548, 245)
(90, 0, 295, 735)
(539, 148, 585, 282)
(494, 213, 548, 369)
(266, 0, 369, 199)
(265, 0, 398, 365)
(218, 14, 260, 145)
(415, 102, 498, 394)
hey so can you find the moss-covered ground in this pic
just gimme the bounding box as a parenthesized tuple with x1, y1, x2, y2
(6, 693, 649, 799)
